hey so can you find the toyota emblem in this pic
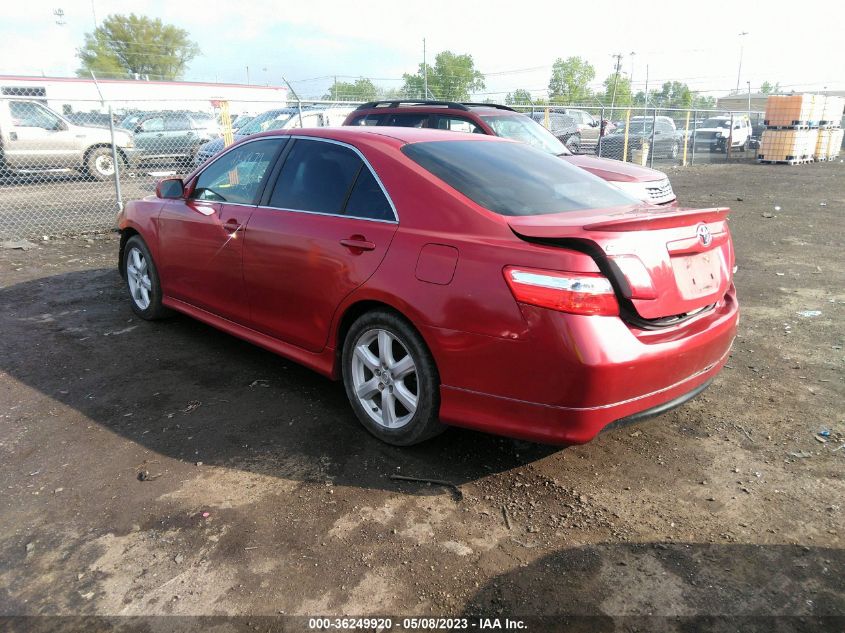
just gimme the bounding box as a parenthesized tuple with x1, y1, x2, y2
(696, 224, 712, 247)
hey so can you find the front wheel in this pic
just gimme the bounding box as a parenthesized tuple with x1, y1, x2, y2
(668, 141, 679, 159)
(86, 147, 119, 181)
(122, 235, 171, 320)
(342, 310, 444, 446)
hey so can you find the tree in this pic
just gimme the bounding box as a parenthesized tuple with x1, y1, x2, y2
(595, 74, 632, 107)
(401, 51, 485, 101)
(548, 57, 595, 105)
(505, 89, 533, 105)
(323, 78, 378, 101)
(759, 81, 781, 95)
(77, 14, 199, 80)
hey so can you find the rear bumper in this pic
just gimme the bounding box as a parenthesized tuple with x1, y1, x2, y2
(429, 286, 738, 445)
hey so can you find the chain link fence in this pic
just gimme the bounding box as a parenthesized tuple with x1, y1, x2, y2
(0, 93, 838, 240)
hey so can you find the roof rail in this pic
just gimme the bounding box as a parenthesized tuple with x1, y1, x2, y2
(354, 100, 470, 111)
(460, 102, 517, 112)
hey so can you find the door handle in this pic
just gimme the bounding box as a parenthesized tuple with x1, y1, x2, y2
(340, 237, 376, 251)
(223, 219, 242, 234)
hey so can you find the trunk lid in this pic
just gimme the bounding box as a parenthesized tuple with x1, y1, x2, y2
(508, 205, 734, 321)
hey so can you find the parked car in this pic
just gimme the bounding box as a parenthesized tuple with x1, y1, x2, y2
(692, 115, 752, 153)
(194, 106, 354, 166)
(344, 101, 677, 205)
(528, 111, 581, 152)
(558, 108, 603, 148)
(599, 116, 683, 160)
(0, 99, 139, 180)
(119, 111, 221, 164)
(118, 127, 738, 446)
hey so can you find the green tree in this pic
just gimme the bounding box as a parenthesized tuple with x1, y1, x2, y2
(77, 14, 199, 80)
(401, 51, 485, 101)
(505, 89, 533, 105)
(759, 81, 781, 94)
(595, 74, 632, 106)
(548, 56, 595, 104)
(323, 78, 378, 101)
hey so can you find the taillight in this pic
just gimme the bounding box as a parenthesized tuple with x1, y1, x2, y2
(504, 266, 619, 316)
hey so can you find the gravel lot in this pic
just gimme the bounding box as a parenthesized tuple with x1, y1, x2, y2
(1, 162, 843, 631)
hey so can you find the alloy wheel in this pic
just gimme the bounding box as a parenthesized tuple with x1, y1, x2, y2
(351, 328, 418, 429)
(126, 246, 152, 310)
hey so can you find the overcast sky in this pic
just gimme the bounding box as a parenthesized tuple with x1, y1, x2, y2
(1, 0, 842, 100)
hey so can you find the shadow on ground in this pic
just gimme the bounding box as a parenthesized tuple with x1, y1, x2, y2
(0, 268, 558, 494)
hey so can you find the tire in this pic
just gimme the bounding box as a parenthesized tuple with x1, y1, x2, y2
(740, 138, 749, 152)
(86, 146, 118, 181)
(122, 235, 171, 320)
(342, 310, 444, 446)
(565, 135, 581, 153)
(668, 142, 679, 159)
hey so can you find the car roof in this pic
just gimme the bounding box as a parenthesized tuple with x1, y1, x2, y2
(248, 125, 510, 147)
(350, 100, 521, 117)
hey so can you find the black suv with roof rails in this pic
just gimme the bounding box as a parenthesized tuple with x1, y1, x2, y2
(341, 100, 678, 206)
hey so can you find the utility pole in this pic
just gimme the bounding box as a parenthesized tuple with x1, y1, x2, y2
(747, 80, 752, 121)
(629, 51, 636, 102)
(334, 75, 337, 101)
(423, 38, 428, 100)
(91, 0, 98, 29)
(246, 66, 250, 85)
(736, 32, 748, 93)
(610, 53, 623, 110)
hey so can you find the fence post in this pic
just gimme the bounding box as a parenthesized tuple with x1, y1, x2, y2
(107, 105, 123, 214)
(727, 113, 734, 161)
(598, 106, 605, 157)
(691, 111, 697, 165)
(682, 110, 691, 166)
(622, 109, 631, 162)
(649, 107, 657, 168)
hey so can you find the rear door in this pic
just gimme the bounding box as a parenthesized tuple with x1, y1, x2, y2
(243, 137, 398, 351)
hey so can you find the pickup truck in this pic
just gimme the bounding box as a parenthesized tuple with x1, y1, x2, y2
(0, 99, 139, 181)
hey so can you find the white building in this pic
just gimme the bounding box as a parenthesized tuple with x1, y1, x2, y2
(0, 75, 288, 116)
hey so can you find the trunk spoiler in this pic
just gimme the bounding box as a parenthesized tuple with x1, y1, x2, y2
(582, 207, 730, 232)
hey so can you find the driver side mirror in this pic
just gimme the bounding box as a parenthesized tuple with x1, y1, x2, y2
(156, 177, 184, 199)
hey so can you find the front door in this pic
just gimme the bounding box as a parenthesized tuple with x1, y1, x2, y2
(157, 137, 286, 323)
(243, 137, 398, 352)
(4, 101, 78, 169)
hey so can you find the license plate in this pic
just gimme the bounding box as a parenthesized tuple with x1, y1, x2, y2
(671, 251, 720, 299)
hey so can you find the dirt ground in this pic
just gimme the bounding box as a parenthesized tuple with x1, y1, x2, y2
(1, 162, 843, 632)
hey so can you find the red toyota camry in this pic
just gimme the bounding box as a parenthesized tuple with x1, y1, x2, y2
(117, 127, 738, 446)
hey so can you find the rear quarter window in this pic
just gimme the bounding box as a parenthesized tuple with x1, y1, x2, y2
(402, 140, 637, 216)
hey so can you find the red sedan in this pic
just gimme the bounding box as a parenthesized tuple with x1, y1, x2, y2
(117, 127, 738, 446)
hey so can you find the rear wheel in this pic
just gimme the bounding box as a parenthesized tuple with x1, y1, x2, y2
(739, 137, 749, 152)
(342, 310, 444, 446)
(565, 135, 581, 153)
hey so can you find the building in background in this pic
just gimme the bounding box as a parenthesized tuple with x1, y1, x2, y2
(0, 75, 287, 117)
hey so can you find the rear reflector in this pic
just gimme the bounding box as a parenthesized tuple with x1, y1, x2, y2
(504, 266, 619, 316)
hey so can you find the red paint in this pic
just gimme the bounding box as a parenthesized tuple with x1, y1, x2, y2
(118, 126, 738, 445)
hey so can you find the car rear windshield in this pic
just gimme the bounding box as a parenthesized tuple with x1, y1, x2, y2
(402, 140, 638, 216)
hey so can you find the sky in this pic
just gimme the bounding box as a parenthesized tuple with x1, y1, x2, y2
(1, 0, 843, 101)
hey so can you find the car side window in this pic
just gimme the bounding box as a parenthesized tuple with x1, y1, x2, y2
(289, 113, 323, 129)
(9, 102, 60, 129)
(434, 116, 480, 133)
(344, 168, 393, 221)
(350, 114, 386, 126)
(268, 139, 363, 214)
(191, 139, 283, 204)
(164, 114, 191, 131)
(386, 113, 430, 128)
(139, 117, 164, 133)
